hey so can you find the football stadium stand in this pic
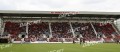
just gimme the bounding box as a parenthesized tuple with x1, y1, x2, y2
(0, 10, 120, 43)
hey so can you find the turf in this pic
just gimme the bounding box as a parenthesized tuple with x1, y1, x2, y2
(0, 43, 120, 52)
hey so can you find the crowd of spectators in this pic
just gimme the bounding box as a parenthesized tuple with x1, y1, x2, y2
(72, 22, 96, 41)
(1, 21, 120, 42)
(93, 23, 119, 42)
(51, 22, 73, 38)
(93, 23, 117, 38)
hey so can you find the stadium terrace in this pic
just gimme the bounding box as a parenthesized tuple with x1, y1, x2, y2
(0, 10, 120, 43)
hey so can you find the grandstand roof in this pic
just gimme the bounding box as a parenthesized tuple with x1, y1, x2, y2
(0, 10, 120, 19)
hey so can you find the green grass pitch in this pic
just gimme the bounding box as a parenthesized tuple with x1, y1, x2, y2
(0, 43, 120, 52)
